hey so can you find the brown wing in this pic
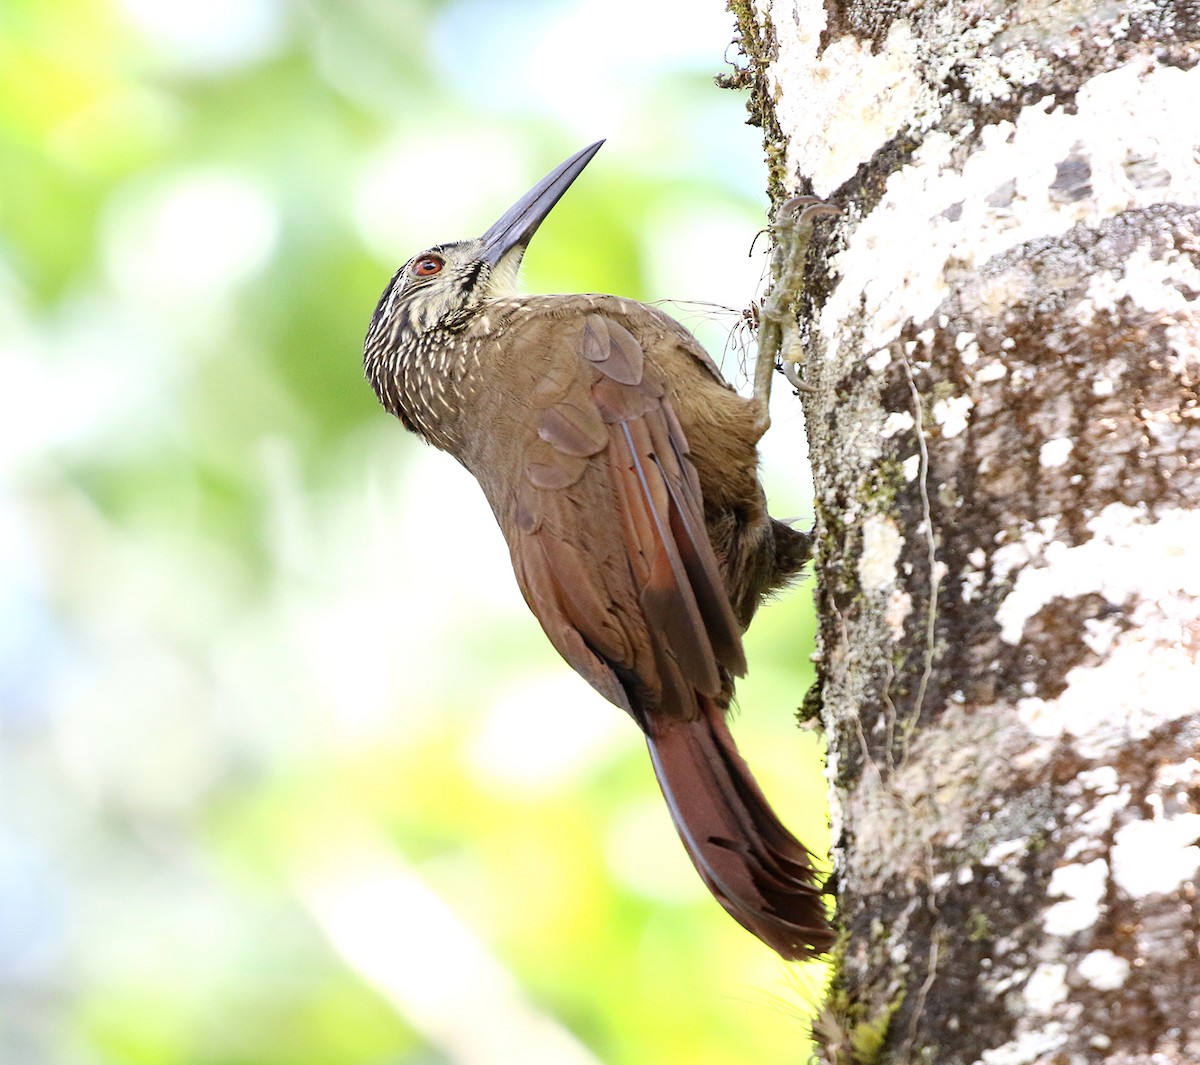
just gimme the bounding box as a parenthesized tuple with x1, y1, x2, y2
(496, 311, 745, 725)
(464, 306, 831, 958)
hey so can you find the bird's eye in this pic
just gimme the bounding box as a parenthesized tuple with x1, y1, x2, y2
(412, 255, 443, 277)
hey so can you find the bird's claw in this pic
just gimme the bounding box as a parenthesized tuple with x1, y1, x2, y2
(753, 195, 839, 410)
(781, 359, 816, 394)
(777, 196, 842, 225)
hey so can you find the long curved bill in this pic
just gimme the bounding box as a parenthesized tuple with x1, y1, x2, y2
(480, 140, 605, 267)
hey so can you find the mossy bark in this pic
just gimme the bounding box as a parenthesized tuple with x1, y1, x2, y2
(725, 3, 1200, 1061)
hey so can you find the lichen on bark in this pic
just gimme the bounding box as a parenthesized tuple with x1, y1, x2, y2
(723, 1, 1200, 1061)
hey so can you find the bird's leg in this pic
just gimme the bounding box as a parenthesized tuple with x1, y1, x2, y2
(752, 195, 841, 433)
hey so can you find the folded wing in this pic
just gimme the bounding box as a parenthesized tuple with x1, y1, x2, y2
(501, 311, 830, 959)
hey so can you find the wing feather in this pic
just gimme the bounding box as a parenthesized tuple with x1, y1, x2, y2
(505, 312, 743, 723)
(464, 303, 830, 959)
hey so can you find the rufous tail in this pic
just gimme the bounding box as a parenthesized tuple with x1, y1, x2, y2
(645, 698, 833, 960)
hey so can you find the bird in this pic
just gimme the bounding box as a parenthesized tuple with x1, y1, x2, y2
(363, 140, 835, 959)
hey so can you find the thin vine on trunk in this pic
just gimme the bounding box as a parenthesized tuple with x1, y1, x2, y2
(725, 2, 1200, 1061)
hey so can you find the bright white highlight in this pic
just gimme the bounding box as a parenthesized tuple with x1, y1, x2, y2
(1043, 859, 1108, 936)
(858, 514, 903, 592)
(104, 170, 278, 303)
(1110, 814, 1200, 898)
(1078, 949, 1130, 990)
(115, 0, 285, 72)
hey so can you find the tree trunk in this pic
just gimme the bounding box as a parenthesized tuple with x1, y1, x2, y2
(726, 2, 1200, 1061)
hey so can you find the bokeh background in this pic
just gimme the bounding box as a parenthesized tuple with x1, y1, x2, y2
(0, 1, 830, 1062)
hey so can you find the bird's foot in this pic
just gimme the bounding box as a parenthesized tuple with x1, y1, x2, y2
(752, 195, 841, 417)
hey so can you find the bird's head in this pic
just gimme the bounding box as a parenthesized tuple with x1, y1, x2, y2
(366, 140, 604, 348)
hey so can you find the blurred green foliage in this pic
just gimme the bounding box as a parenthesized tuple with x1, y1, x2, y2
(0, 0, 828, 1062)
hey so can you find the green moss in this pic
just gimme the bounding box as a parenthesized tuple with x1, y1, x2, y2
(716, 0, 789, 202)
(863, 457, 907, 513)
(725, 0, 758, 52)
(799, 674, 825, 724)
(716, 0, 756, 92)
(967, 911, 991, 942)
(848, 994, 903, 1065)
(818, 984, 905, 1064)
(812, 935, 908, 1064)
(931, 379, 959, 404)
(936, 481, 961, 509)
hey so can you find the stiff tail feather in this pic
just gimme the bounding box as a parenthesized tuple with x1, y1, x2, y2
(645, 698, 833, 960)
